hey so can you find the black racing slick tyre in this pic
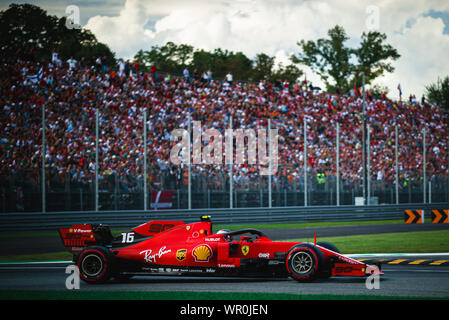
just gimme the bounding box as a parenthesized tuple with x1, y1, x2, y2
(316, 241, 339, 278)
(317, 241, 340, 253)
(77, 246, 113, 284)
(286, 244, 323, 282)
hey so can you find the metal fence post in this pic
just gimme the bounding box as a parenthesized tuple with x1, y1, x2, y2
(268, 118, 272, 208)
(395, 125, 399, 204)
(95, 108, 99, 212)
(304, 118, 308, 207)
(188, 113, 192, 210)
(143, 109, 148, 211)
(362, 73, 367, 205)
(229, 116, 233, 209)
(336, 122, 340, 206)
(208, 189, 210, 208)
(423, 127, 426, 204)
(41, 104, 46, 213)
(367, 124, 371, 204)
(79, 188, 83, 211)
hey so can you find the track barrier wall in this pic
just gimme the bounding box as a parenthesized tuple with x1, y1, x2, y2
(1, 202, 448, 232)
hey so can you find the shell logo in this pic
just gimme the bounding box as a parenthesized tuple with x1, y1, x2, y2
(192, 244, 213, 262)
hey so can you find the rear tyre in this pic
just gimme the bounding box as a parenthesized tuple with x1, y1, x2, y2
(77, 246, 113, 284)
(286, 244, 322, 282)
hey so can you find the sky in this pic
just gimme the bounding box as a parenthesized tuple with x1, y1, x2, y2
(2, 0, 449, 100)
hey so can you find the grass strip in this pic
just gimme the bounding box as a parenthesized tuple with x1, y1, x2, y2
(0, 251, 73, 262)
(286, 230, 449, 254)
(0, 290, 446, 300)
(0, 219, 405, 239)
(214, 219, 404, 231)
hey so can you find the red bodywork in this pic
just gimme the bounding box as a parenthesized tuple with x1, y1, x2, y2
(59, 217, 382, 283)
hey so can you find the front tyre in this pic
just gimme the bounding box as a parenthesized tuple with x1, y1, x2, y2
(77, 246, 113, 284)
(316, 241, 339, 278)
(317, 241, 340, 253)
(286, 245, 320, 282)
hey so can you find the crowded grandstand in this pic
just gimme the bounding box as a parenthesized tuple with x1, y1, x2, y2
(1, 48, 448, 211)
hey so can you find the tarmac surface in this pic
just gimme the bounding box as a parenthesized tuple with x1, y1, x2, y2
(0, 262, 448, 298)
(1, 222, 449, 299)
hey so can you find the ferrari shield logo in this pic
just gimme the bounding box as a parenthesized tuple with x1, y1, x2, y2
(241, 245, 249, 256)
(176, 249, 187, 261)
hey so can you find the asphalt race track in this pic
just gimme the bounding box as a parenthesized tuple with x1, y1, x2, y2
(0, 261, 449, 298)
(1, 223, 449, 299)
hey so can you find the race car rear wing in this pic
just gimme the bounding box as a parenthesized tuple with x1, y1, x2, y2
(59, 224, 111, 253)
(59, 221, 186, 253)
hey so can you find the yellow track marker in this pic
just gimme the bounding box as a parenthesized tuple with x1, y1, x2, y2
(388, 259, 409, 264)
(408, 260, 428, 265)
(429, 260, 449, 266)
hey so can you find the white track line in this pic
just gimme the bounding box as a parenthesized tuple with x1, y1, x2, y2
(347, 253, 449, 258)
(0, 261, 71, 265)
(1, 253, 448, 266)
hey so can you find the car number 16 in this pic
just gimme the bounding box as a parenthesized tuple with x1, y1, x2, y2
(121, 232, 135, 243)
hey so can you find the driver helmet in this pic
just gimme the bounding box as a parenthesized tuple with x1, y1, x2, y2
(216, 229, 231, 241)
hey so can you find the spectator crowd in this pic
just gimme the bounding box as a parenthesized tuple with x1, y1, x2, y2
(1, 52, 448, 198)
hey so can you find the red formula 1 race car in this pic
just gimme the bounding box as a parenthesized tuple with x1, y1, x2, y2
(59, 216, 382, 283)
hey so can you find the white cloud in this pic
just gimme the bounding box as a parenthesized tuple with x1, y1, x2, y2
(86, 0, 155, 59)
(84, 0, 449, 98)
(374, 15, 449, 99)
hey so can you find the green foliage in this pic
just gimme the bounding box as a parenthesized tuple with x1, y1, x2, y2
(0, 3, 303, 84)
(0, 3, 115, 64)
(251, 53, 276, 81)
(3, 290, 435, 300)
(292, 25, 400, 93)
(251, 53, 303, 84)
(136, 43, 301, 83)
(136, 43, 255, 81)
(292, 25, 352, 92)
(136, 42, 190, 74)
(3, 4, 404, 91)
(369, 84, 389, 100)
(425, 76, 449, 109)
(353, 31, 400, 88)
(0, 3, 57, 58)
(272, 63, 303, 85)
(225, 51, 253, 81)
(288, 230, 449, 254)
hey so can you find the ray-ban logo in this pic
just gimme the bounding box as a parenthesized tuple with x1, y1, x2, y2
(169, 119, 278, 175)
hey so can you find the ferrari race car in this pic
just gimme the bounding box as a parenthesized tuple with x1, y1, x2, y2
(59, 216, 382, 283)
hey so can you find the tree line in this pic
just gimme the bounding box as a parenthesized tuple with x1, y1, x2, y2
(0, 3, 115, 66)
(1, 3, 447, 109)
(134, 44, 304, 86)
